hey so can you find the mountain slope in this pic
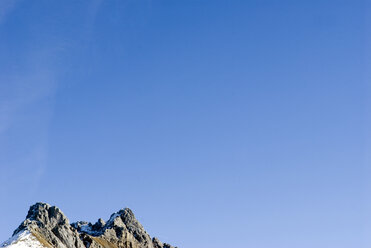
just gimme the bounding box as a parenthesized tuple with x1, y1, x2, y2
(1, 230, 50, 248)
(1, 203, 176, 248)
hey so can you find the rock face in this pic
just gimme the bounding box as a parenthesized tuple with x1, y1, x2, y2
(4, 203, 176, 248)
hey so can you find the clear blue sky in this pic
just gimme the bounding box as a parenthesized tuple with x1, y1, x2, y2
(0, 0, 369, 247)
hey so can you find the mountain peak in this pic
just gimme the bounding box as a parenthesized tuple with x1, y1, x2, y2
(27, 203, 68, 225)
(2, 203, 177, 248)
(12, 203, 69, 237)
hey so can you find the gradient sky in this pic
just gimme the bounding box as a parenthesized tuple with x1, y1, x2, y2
(0, 1, 369, 247)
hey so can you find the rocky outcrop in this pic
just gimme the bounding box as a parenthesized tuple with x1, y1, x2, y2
(9, 203, 176, 248)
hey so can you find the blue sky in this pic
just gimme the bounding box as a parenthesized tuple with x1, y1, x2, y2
(0, 0, 369, 247)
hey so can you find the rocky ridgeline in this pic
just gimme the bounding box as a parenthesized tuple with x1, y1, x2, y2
(11, 203, 176, 248)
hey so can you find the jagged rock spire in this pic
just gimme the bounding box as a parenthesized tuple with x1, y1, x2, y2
(13, 203, 68, 235)
(12, 203, 84, 248)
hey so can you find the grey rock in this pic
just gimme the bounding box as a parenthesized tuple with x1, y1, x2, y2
(13, 203, 84, 248)
(152, 237, 163, 248)
(93, 219, 105, 231)
(10, 202, 177, 248)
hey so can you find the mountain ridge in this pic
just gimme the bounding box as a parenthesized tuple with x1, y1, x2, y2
(1, 203, 177, 248)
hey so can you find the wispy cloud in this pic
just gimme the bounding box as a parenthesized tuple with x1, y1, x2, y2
(0, 48, 58, 197)
(0, 70, 56, 134)
(0, 0, 17, 24)
(80, 0, 103, 38)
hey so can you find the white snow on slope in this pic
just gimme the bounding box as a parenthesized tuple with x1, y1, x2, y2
(1, 231, 46, 248)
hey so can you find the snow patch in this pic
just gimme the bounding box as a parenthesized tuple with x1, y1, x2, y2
(106, 213, 120, 226)
(1, 231, 46, 248)
(80, 224, 93, 234)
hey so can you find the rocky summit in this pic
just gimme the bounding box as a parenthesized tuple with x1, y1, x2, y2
(1, 203, 177, 248)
